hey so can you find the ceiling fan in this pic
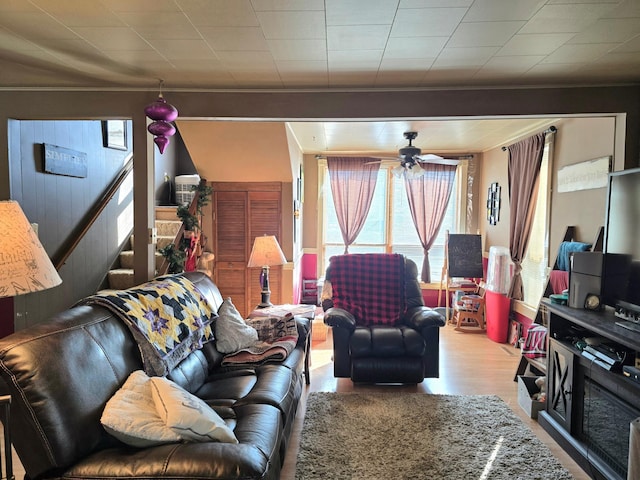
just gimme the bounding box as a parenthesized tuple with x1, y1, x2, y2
(392, 131, 443, 178)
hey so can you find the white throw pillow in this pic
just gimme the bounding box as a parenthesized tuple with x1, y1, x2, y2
(101, 370, 181, 447)
(215, 297, 258, 353)
(149, 376, 238, 444)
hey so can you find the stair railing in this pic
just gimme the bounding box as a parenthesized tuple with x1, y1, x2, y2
(52, 154, 134, 271)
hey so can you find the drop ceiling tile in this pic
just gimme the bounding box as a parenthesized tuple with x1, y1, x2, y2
(33, 1, 125, 27)
(541, 43, 616, 64)
(71, 27, 152, 51)
(178, 0, 259, 27)
(611, 35, 640, 53)
(605, 0, 640, 19)
(567, 18, 640, 44)
(251, 0, 325, 11)
(379, 57, 435, 70)
(328, 25, 391, 50)
(383, 36, 448, 59)
(276, 60, 327, 73)
(329, 59, 381, 72)
(329, 70, 378, 86)
(102, 0, 181, 13)
(268, 39, 327, 60)
(134, 23, 202, 40)
(522, 62, 582, 78)
(421, 66, 483, 85)
(325, 0, 398, 26)
(0, 0, 40, 13)
(448, 21, 525, 48)
(497, 33, 575, 56)
(257, 11, 326, 39)
(520, 4, 615, 34)
(435, 46, 500, 65)
(375, 69, 428, 86)
(233, 71, 283, 86)
(329, 50, 383, 63)
(117, 12, 197, 34)
(462, 0, 546, 22)
(390, 7, 467, 37)
(0, 28, 41, 52)
(400, 0, 473, 7)
(217, 50, 278, 68)
(146, 39, 216, 60)
(199, 27, 269, 51)
(0, 13, 79, 40)
(105, 49, 169, 64)
(474, 55, 545, 79)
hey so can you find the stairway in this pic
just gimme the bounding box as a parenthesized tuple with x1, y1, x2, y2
(107, 207, 182, 290)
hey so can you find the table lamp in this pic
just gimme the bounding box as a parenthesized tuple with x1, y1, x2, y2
(247, 235, 287, 308)
(0, 200, 62, 298)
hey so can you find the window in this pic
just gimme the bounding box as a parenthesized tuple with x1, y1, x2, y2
(320, 162, 461, 283)
(520, 139, 553, 308)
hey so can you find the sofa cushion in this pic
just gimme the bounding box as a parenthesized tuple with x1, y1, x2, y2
(215, 298, 259, 354)
(149, 376, 238, 444)
(101, 370, 181, 447)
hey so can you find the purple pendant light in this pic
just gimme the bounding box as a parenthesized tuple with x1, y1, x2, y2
(145, 80, 178, 154)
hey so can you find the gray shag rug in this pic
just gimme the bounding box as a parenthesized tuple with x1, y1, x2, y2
(295, 392, 574, 480)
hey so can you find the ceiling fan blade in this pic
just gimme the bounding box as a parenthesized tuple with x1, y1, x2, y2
(416, 153, 444, 162)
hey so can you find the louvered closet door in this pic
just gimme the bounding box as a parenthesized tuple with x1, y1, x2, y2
(213, 191, 248, 316)
(248, 191, 282, 310)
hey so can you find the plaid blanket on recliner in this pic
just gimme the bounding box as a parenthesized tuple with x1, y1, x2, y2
(328, 253, 405, 326)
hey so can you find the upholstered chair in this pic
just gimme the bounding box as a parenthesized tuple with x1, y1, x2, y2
(322, 253, 445, 384)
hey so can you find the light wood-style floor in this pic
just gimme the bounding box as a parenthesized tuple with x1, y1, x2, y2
(5, 322, 589, 480)
(280, 321, 590, 480)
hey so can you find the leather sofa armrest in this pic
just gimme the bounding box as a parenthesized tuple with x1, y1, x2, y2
(324, 307, 357, 332)
(403, 306, 445, 329)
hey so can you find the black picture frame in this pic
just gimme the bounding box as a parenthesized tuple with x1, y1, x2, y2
(102, 120, 127, 150)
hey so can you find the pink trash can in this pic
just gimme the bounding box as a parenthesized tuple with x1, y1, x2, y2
(485, 290, 510, 343)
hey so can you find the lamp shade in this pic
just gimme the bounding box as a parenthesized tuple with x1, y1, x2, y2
(247, 235, 287, 268)
(0, 201, 62, 297)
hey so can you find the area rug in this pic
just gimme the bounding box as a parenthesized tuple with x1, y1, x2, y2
(295, 392, 574, 480)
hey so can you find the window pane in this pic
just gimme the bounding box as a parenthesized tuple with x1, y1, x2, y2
(521, 143, 551, 307)
(322, 165, 458, 282)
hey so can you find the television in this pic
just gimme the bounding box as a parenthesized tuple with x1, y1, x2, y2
(602, 167, 640, 315)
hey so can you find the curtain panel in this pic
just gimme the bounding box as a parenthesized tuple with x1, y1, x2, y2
(327, 157, 381, 254)
(507, 132, 547, 300)
(404, 164, 457, 283)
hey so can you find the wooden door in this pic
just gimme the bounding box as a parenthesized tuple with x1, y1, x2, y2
(212, 183, 282, 317)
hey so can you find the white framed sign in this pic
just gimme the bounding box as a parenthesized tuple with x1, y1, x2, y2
(557, 156, 611, 193)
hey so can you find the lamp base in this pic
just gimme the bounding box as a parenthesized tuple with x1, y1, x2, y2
(256, 266, 272, 309)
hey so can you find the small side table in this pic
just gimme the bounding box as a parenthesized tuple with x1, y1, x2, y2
(249, 304, 316, 385)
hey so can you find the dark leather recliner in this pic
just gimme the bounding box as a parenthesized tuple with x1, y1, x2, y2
(322, 253, 445, 384)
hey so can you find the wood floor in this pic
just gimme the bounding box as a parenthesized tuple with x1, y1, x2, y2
(5, 322, 590, 480)
(280, 321, 591, 480)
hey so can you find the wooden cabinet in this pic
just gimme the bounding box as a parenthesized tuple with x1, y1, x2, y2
(212, 183, 283, 318)
(547, 338, 575, 432)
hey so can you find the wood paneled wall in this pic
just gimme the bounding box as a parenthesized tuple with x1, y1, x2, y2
(8, 119, 133, 330)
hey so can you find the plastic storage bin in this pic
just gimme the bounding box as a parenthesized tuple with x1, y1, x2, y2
(175, 174, 201, 206)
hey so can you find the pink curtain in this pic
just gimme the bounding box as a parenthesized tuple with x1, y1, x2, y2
(507, 132, 547, 300)
(327, 157, 381, 253)
(404, 163, 457, 282)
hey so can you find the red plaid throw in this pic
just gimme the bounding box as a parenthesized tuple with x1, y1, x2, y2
(328, 253, 405, 326)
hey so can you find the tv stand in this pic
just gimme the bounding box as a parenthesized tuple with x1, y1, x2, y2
(539, 299, 640, 480)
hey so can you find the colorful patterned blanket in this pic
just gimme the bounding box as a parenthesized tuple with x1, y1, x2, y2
(80, 275, 217, 376)
(221, 313, 298, 366)
(327, 253, 405, 326)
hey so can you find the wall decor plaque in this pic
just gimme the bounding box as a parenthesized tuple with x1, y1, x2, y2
(42, 143, 87, 178)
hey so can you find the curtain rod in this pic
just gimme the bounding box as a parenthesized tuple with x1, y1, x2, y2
(501, 125, 557, 151)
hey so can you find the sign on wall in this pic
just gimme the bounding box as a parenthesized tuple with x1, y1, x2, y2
(557, 156, 611, 193)
(42, 143, 87, 178)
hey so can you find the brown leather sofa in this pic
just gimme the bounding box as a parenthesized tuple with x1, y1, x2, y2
(0, 272, 310, 480)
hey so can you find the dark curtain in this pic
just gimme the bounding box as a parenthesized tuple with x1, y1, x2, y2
(507, 132, 547, 300)
(404, 163, 457, 282)
(327, 157, 380, 254)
